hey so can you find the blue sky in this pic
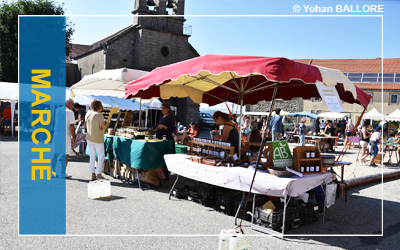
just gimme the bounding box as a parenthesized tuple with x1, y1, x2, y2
(60, 0, 399, 60)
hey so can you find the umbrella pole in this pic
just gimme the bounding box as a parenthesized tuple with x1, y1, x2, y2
(238, 78, 244, 159)
(225, 103, 246, 146)
(239, 82, 280, 227)
(145, 109, 148, 128)
(139, 98, 142, 126)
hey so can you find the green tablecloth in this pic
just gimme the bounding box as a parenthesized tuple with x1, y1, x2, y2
(85, 136, 113, 160)
(112, 136, 174, 170)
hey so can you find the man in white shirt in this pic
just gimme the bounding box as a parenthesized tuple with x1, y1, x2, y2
(52, 98, 75, 178)
(320, 119, 326, 132)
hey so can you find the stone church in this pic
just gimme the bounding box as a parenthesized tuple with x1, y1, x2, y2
(66, 0, 200, 127)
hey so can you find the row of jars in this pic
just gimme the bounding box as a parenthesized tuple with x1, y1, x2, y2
(300, 165, 321, 173)
(190, 143, 232, 159)
(115, 127, 136, 139)
(192, 137, 232, 147)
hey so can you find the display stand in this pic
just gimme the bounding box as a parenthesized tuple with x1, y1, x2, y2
(190, 140, 235, 157)
(293, 146, 323, 175)
(114, 111, 131, 131)
(102, 107, 119, 130)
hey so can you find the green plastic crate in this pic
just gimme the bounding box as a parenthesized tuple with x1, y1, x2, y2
(175, 144, 188, 154)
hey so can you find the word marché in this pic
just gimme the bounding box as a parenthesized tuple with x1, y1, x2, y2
(304, 5, 384, 13)
(30, 70, 55, 180)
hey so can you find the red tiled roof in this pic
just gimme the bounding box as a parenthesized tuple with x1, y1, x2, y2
(90, 24, 134, 49)
(355, 83, 400, 90)
(67, 25, 136, 62)
(293, 58, 400, 73)
(66, 44, 91, 63)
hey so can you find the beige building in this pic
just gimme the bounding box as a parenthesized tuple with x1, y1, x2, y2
(296, 58, 400, 123)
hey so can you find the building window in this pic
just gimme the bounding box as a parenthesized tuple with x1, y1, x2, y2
(390, 94, 398, 105)
(313, 97, 321, 102)
(366, 92, 373, 103)
(161, 46, 170, 57)
(92, 64, 95, 74)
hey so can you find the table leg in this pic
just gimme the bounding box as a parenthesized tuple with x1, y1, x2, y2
(322, 182, 326, 223)
(168, 174, 180, 200)
(281, 195, 288, 238)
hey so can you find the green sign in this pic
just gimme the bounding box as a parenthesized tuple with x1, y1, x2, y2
(268, 141, 293, 167)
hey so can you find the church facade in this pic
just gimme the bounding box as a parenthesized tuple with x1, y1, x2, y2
(67, 0, 200, 127)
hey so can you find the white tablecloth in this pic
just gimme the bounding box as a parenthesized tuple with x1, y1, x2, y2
(165, 154, 333, 197)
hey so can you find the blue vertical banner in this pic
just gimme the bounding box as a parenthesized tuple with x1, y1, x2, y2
(19, 16, 66, 235)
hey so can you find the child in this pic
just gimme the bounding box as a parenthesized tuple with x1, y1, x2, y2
(299, 117, 307, 146)
(368, 126, 382, 167)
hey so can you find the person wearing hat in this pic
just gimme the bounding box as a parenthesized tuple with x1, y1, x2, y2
(368, 126, 382, 167)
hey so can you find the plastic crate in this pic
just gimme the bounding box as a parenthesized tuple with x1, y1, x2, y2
(254, 202, 303, 232)
(231, 192, 267, 221)
(215, 190, 234, 215)
(195, 182, 219, 207)
(303, 201, 324, 217)
(183, 185, 197, 201)
(172, 187, 187, 199)
(289, 205, 304, 220)
(175, 144, 188, 154)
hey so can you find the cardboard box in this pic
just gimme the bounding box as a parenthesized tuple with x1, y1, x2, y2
(374, 154, 382, 164)
(147, 168, 165, 181)
(139, 173, 161, 187)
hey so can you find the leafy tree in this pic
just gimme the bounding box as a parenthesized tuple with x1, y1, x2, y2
(0, 0, 74, 82)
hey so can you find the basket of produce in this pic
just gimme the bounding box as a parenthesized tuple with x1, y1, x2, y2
(267, 166, 293, 177)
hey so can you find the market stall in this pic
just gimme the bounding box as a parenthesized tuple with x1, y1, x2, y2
(0, 82, 18, 136)
(124, 54, 371, 236)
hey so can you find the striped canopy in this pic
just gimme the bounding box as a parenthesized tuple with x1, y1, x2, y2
(125, 54, 372, 107)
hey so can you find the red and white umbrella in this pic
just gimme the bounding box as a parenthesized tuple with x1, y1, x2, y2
(125, 54, 372, 107)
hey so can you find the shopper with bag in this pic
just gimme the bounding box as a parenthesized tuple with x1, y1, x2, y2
(85, 100, 107, 180)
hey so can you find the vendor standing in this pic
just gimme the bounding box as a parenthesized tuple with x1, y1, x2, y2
(213, 111, 239, 153)
(150, 102, 175, 140)
(324, 120, 336, 151)
(148, 102, 175, 178)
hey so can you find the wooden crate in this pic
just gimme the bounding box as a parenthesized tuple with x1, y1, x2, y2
(293, 146, 323, 175)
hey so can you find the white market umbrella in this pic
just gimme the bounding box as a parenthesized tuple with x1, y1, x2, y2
(66, 88, 117, 108)
(317, 112, 349, 120)
(107, 96, 141, 111)
(142, 98, 177, 111)
(70, 68, 148, 98)
(386, 109, 400, 121)
(363, 108, 385, 120)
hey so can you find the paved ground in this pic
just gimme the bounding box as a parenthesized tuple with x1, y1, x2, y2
(1, 132, 400, 249)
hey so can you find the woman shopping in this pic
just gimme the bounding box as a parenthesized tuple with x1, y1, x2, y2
(344, 119, 355, 148)
(360, 120, 372, 165)
(85, 100, 107, 180)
